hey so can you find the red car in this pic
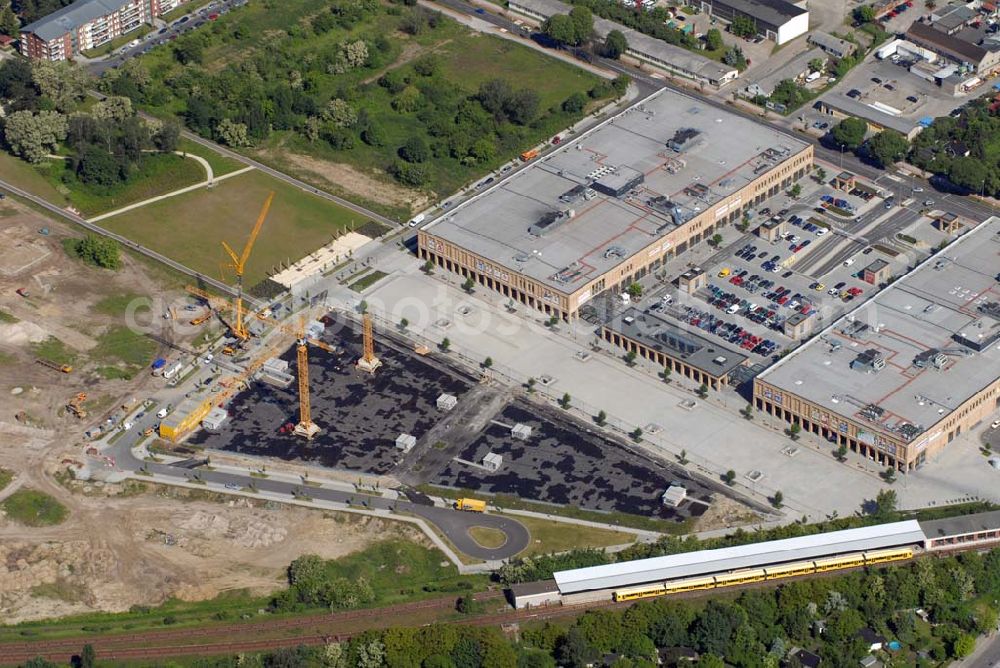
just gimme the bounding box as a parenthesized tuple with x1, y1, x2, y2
(208, 13, 219, 20)
(551, 136, 561, 145)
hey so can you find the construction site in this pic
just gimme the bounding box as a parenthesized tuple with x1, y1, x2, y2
(75, 189, 751, 526)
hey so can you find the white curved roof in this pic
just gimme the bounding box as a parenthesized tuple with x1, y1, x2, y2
(554, 520, 925, 594)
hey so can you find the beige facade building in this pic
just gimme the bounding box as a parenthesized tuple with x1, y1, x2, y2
(754, 217, 1000, 472)
(419, 90, 813, 321)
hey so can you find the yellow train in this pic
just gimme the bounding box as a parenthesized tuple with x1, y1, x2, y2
(612, 547, 913, 602)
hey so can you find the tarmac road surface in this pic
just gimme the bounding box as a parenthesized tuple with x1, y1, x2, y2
(106, 414, 529, 561)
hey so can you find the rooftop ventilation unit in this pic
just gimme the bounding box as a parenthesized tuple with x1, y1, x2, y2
(604, 245, 628, 260)
(897, 423, 922, 442)
(559, 184, 588, 205)
(913, 349, 948, 369)
(648, 196, 689, 226)
(667, 128, 702, 153)
(839, 320, 870, 338)
(528, 209, 575, 237)
(859, 403, 885, 421)
(851, 348, 885, 372)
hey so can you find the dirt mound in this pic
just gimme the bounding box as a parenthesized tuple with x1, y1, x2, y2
(177, 509, 289, 548)
(0, 321, 48, 345)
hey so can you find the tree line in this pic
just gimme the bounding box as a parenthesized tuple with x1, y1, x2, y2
(829, 96, 1000, 196)
(0, 58, 180, 192)
(103, 0, 624, 191)
(22, 543, 1000, 668)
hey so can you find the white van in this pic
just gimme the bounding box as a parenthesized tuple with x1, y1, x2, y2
(408, 213, 426, 228)
(843, 258, 855, 267)
(620, 293, 631, 305)
(726, 303, 740, 314)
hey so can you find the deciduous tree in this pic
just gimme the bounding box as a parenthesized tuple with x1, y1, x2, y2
(2, 109, 67, 163)
(604, 29, 627, 58)
(831, 116, 867, 149)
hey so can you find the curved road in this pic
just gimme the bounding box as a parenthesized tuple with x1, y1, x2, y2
(107, 423, 528, 560)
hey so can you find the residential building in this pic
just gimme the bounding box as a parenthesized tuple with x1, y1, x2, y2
(19, 0, 184, 61)
(697, 0, 809, 44)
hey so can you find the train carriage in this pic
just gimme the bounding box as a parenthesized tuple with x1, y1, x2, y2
(813, 553, 866, 573)
(713, 568, 767, 587)
(763, 560, 817, 580)
(662, 576, 717, 594)
(613, 583, 666, 602)
(863, 547, 913, 565)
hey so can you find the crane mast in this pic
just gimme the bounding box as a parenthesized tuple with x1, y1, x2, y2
(221, 192, 274, 340)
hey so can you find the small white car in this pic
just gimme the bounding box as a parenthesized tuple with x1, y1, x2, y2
(156, 408, 168, 419)
(815, 227, 828, 236)
(202, 353, 214, 364)
(992, 419, 1000, 430)
(844, 258, 855, 267)
(122, 421, 134, 431)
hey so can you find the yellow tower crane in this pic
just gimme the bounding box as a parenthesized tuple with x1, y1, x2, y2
(246, 309, 336, 439)
(179, 288, 336, 440)
(221, 192, 274, 341)
(356, 312, 382, 374)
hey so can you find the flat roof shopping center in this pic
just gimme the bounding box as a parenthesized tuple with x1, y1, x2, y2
(418, 89, 813, 321)
(754, 217, 1000, 472)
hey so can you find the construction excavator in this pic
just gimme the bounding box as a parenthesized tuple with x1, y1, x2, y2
(66, 392, 87, 419)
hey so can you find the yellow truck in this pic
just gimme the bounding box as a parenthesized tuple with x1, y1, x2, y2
(455, 498, 487, 513)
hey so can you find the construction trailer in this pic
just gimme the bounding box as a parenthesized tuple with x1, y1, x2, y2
(202, 407, 229, 433)
(158, 398, 213, 442)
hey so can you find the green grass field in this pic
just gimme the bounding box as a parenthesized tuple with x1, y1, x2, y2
(31, 337, 76, 366)
(436, 32, 598, 110)
(512, 515, 636, 557)
(0, 468, 13, 493)
(100, 169, 373, 286)
(91, 326, 158, 380)
(35, 153, 205, 216)
(129, 0, 610, 217)
(0, 152, 68, 204)
(1, 489, 68, 527)
(349, 270, 388, 292)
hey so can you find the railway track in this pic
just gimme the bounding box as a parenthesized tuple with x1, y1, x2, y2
(4, 542, 997, 664)
(0, 593, 503, 663)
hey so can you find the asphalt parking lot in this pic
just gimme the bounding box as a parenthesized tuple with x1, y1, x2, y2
(190, 315, 471, 474)
(428, 401, 715, 523)
(837, 54, 968, 121)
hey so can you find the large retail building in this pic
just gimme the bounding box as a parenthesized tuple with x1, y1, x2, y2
(417, 89, 813, 321)
(754, 216, 1000, 472)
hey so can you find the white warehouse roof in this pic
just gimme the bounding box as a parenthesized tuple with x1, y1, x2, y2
(554, 520, 925, 593)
